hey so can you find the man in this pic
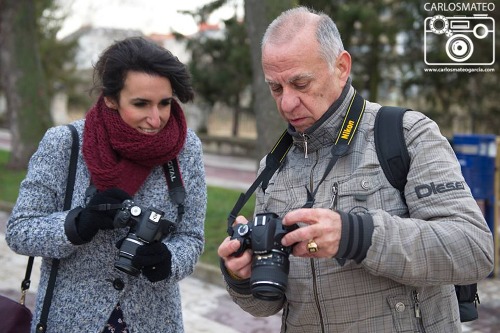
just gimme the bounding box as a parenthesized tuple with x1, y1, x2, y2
(218, 6, 494, 332)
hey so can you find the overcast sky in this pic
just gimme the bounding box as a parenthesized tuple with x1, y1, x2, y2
(56, 0, 243, 38)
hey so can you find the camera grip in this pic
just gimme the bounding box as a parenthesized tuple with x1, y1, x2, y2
(230, 223, 251, 257)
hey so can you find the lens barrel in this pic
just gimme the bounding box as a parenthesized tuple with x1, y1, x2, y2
(250, 249, 290, 301)
(114, 234, 143, 276)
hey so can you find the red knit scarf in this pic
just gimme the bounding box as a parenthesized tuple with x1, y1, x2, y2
(83, 95, 187, 195)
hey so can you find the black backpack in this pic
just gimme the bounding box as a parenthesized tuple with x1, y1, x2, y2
(374, 106, 480, 322)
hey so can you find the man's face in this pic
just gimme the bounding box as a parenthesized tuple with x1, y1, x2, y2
(262, 28, 348, 133)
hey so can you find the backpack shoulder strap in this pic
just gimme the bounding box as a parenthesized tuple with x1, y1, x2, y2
(374, 106, 411, 193)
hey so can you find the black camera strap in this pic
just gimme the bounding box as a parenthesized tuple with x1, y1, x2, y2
(303, 92, 365, 208)
(36, 124, 79, 333)
(162, 157, 186, 222)
(89, 158, 185, 223)
(227, 92, 366, 234)
(227, 131, 293, 235)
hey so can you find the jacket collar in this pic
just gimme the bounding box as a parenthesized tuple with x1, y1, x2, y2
(288, 79, 355, 155)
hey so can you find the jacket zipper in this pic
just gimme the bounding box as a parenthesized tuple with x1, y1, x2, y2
(309, 151, 319, 191)
(413, 290, 425, 331)
(329, 182, 339, 210)
(413, 290, 421, 318)
(301, 133, 310, 159)
(311, 259, 326, 332)
(309, 150, 326, 332)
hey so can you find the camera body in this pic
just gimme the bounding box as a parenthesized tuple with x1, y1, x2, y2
(114, 199, 175, 276)
(230, 212, 298, 301)
(424, 14, 495, 65)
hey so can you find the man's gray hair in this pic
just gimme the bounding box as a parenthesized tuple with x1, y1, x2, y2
(261, 6, 344, 67)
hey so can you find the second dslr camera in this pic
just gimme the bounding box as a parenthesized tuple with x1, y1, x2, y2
(230, 212, 298, 301)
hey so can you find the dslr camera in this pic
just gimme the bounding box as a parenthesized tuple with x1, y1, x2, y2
(230, 212, 298, 301)
(113, 199, 175, 276)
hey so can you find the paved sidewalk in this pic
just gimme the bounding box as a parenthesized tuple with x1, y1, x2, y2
(0, 211, 281, 332)
(203, 152, 257, 191)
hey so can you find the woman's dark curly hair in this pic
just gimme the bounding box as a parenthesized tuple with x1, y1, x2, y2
(92, 36, 194, 103)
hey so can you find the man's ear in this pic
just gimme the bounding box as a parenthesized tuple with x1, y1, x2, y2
(335, 51, 352, 83)
(103, 96, 118, 109)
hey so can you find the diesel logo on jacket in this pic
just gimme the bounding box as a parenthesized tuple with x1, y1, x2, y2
(415, 181, 466, 198)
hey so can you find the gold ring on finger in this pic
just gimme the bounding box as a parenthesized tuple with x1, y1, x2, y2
(307, 239, 319, 253)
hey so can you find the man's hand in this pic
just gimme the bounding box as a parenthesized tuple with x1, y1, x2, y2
(218, 215, 253, 279)
(281, 208, 342, 258)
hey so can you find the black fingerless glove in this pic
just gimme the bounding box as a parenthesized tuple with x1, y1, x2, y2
(336, 211, 374, 264)
(219, 258, 252, 295)
(65, 188, 131, 244)
(131, 242, 172, 282)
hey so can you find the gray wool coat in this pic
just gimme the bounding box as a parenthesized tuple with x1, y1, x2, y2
(6, 119, 207, 332)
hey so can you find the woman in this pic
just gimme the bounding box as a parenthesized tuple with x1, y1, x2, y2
(6, 36, 206, 332)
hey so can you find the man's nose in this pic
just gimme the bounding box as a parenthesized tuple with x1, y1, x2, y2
(280, 89, 300, 113)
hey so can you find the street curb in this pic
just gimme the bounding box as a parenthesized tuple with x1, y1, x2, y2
(192, 261, 225, 288)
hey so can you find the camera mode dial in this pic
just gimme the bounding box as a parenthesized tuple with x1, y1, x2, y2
(130, 206, 142, 217)
(237, 224, 249, 236)
(230, 223, 251, 257)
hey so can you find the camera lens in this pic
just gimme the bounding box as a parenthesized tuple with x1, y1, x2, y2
(115, 256, 141, 276)
(115, 234, 143, 276)
(250, 249, 290, 301)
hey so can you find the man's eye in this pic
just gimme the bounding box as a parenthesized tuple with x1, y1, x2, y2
(294, 82, 308, 90)
(270, 85, 282, 93)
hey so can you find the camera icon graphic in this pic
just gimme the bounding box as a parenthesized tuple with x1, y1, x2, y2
(424, 14, 495, 65)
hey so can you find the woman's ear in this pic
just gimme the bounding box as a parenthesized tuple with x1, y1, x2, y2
(103, 96, 118, 110)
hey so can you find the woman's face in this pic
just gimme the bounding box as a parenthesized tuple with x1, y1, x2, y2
(104, 71, 174, 135)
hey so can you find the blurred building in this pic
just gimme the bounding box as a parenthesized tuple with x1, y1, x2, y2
(65, 26, 144, 71)
(57, 25, 214, 131)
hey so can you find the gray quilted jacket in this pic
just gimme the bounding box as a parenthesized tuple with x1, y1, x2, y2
(6, 120, 206, 332)
(225, 85, 494, 332)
